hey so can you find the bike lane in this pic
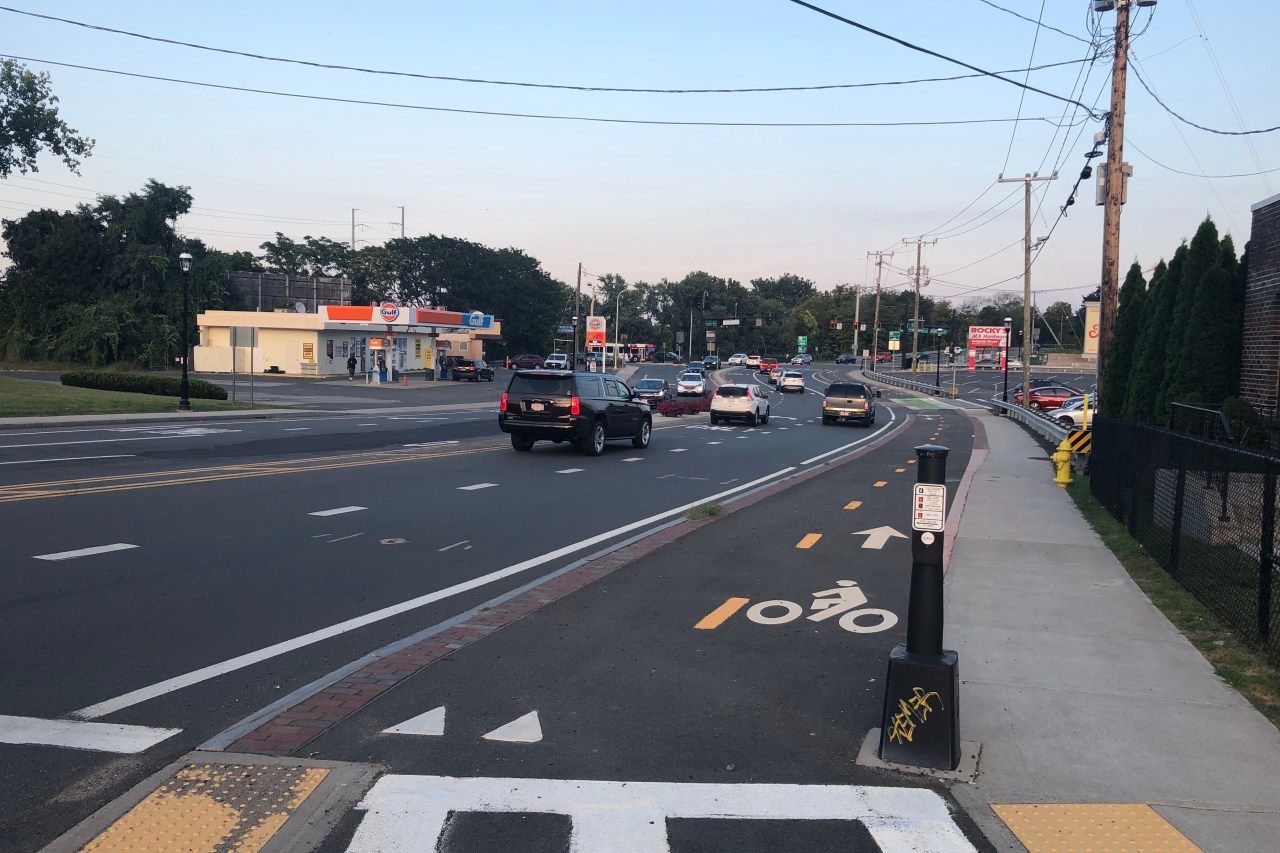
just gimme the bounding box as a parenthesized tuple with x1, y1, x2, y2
(270, 404, 984, 852)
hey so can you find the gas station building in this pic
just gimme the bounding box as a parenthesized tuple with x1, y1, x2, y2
(193, 304, 501, 379)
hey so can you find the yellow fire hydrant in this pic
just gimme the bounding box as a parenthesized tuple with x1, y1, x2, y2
(1052, 439, 1073, 488)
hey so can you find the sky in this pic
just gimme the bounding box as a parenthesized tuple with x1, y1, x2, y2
(0, 0, 1276, 315)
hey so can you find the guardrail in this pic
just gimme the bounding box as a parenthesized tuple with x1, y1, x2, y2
(859, 369, 951, 397)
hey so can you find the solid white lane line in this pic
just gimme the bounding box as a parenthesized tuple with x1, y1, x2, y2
(458, 483, 497, 491)
(556, 468, 584, 474)
(328, 533, 365, 543)
(34, 544, 138, 562)
(0, 454, 135, 466)
(403, 441, 460, 448)
(0, 714, 180, 754)
(0, 436, 190, 450)
(73, 465, 797, 720)
(309, 506, 367, 517)
(438, 540, 469, 552)
(358, 423, 379, 426)
(799, 409, 900, 466)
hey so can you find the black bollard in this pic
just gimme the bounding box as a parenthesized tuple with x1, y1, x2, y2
(878, 444, 961, 770)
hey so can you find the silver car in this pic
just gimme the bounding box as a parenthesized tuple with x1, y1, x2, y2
(1053, 396, 1098, 428)
(677, 371, 706, 396)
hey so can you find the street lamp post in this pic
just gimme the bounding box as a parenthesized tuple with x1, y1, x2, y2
(178, 252, 193, 412)
(1002, 316, 1012, 405)
(614, 290, 624, 369)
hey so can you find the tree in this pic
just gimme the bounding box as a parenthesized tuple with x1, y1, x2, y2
(258, 233, 352, 277)
(1160, 220, 1221, 414)
(0, 59, 94, 177)
(1041, 301, 1079, 349)
(1124, 250, 1183, 424)
(1099, 262, 1146, 418)
(751, 274, 816, 307)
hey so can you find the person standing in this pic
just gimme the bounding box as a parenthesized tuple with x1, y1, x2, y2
(346, 352, 357, 380)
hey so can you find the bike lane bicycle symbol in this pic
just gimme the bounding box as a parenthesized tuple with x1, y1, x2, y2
(697, 581, 899, 634)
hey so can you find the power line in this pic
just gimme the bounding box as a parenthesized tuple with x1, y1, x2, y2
(972, 0, 1092, 44)
(786, 0, 1105, 118)
(0, 6, 1092, 96)
(0, 54, 1084, 129)
(999, 0, 1049, 176)
(1125, 137, 1280, 179)
(1128, 58, 1280, 135)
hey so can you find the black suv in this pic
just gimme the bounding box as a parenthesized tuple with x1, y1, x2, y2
(822, 381, 880, 426)
(703, 354, 721, 370)
(452, 359, 494, 381)
(499, 370, 652, 455)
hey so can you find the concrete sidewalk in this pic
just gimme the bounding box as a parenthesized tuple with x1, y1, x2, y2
(946, 411, 1280, 852)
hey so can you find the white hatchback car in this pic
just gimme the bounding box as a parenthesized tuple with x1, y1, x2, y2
(779, 370, 805, 393)
(710, 383, 770, 426)
(677, 371, 706, 396)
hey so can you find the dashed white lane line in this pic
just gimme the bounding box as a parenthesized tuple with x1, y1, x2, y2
(557, 468, 584, 474)
(33, 543, 138, 561)
(706, 441, 722, 445)
(458, 483, 498, 491)
(283, 427, 311, 431)
(0, 714, 181, 754)
(327, 533, 365, 543)
(622, 457, 643, 462)
(309, 506, 368, 517)
(670, 448, 687, 453)
(0, 454, 135, 466)
(358, 423, 379, 426)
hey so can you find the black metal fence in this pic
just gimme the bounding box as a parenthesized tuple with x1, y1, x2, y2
(1091, 417, 1280, 664)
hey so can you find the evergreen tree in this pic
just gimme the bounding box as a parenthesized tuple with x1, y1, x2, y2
(1178, 230, 1243, 405)
(1101, 262, 1146, 417)
(1164, 218, 1223, 408)
(1149, 243, 1192, 424)
(1124, 248, 1182, 423)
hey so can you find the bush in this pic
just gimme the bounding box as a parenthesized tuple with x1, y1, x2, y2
(656, 397, 712, 417)
(61, 370, 228, 400)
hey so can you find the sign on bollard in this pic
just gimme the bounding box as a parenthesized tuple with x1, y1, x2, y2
(878, 444, 961, 771)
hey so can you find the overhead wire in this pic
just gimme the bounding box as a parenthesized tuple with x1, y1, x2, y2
(1128, 60, 1280, 136)
(972, 0, 1092, 45)
(0, 6, 1092, 96)
(1125, 137, 1280, 178)
(999, 0, 1049, 176)
(0, 55, 1084, 129)
(785, 0, 1105, 118)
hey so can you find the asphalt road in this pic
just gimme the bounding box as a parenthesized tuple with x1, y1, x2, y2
(0, 361, 1086, 850)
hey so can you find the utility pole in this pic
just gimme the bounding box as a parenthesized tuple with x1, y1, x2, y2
(852, 285, 862, 356)
(573, 263, 582, 363)
(399, 206, 405, 238)
(998, 171, 1057, 404)
(902, 238, 936, 373)
(866, 251, 893, 371)
(351, 208, 357, 251)
(1096, 0, 1139, 402)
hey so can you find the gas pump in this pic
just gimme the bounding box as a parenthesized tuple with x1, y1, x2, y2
(368, 337, 388, 384)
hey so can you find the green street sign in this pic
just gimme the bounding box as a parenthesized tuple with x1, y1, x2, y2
(797, 336, 808, 346)
(889, 331, 901, 341)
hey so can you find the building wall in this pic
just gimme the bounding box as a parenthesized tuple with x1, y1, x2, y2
(1241, 193, 1280, 416)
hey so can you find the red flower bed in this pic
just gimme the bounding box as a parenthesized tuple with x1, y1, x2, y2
(656, 397, 712, 417)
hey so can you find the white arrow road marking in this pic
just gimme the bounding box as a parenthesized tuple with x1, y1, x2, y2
(0, 714, 180, 754)
(482, 711, 542, 743)
(383, 706, 446, 737)
(853, 526, 909, 549)
(34, 543, 138, 561)
(346, 776, 977, 853)
(458, 483, 498, 491)
(309, 506, 367, 517)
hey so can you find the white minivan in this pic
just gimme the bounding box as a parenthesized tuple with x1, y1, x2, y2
(543, 353, 571, 370)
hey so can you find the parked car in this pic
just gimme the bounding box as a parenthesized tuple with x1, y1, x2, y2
(1007, 357, 1024, 369)
(1053, 395, 1099, 428)
(710, 384, 770, 426)
(758, 357, 779, 375)
(728, 353, 748, 365)
(451, 359, 494, 382)
(745, 354, 762, 369)
(875, 353, 893, 363)
(498, 370, 651, 455)
(542, 353, 571, 370)
(653, 351, 683, 364)
(632, 378, 672, 404)
(511, 353, 545, 369)
(835, 354, 857, 364)
(779, 370, 806, 393)
(822, 381, 879, 426)
(1014, 385, 1082, 411)
(703, 355, 722, 370)
(791, 353, 814, 365)
(677, 371, 706, 396)
(973, 357, 1001, 370)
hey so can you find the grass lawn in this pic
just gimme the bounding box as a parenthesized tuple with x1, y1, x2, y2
(1067, 476, 1280, 728)
(0, 376, 273, 417)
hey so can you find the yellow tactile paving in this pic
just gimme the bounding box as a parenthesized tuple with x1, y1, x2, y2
(992, 803, 1204, 853)
(80, 763, 329, 853)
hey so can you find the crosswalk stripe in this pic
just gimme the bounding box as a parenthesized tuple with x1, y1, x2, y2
(0, 714, 180, 754)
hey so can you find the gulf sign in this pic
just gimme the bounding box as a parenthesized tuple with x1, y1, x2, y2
(379, 302, 401, 322)
(585, 315, 606, 348)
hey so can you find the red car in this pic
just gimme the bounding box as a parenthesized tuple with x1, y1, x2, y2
(510, 353, 545, 369)
(1014, 385, 1081, 411)
(875, 353, 893, 363)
